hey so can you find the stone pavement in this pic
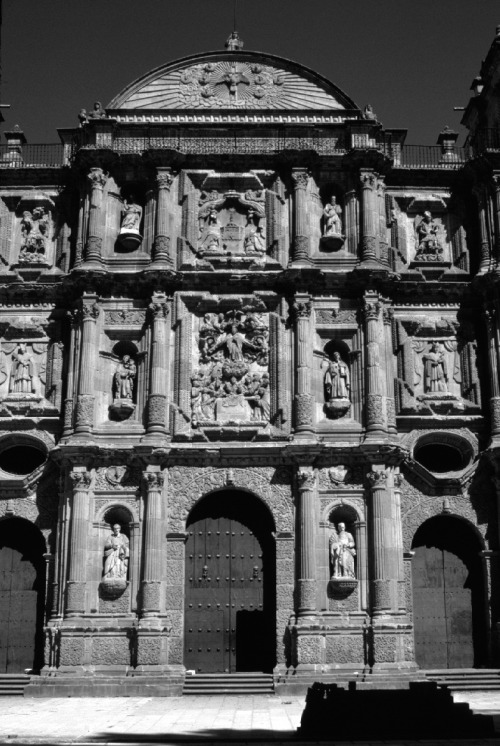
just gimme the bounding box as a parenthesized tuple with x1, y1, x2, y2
(0, 692, 499, 745)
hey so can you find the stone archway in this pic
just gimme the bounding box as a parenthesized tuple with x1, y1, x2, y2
(184, 489, 276, 674)
(411, 515, 487, 669)
(0, 517, 46, 673)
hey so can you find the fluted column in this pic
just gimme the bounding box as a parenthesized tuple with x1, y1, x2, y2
(484, 306, 500, 438)
(382, 306, 397, 437)
(291, 169, 310, 263)
(474, 185, 491, 273)
(66, 470, 91, 616)
(293, 299, 314, 433)
(152, 168, 174, 267)
(393, 472, 406, 612)
(377, 176, 389, 265)
(367, 468, 399, 618)
(363, 295, 386, 439)
(83, 167, 107, 267)
(62, 311, 79, 438)
(297, 467, 317, 620)
(74, 296, 100, 436)
(359, 170, 379, 265)
(344, 187, 359, 255)
(141, 471, 164, 620)
(145, 293, 169, 439)
(492, 174, 500, 264)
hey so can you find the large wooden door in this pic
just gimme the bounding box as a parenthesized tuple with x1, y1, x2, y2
(184, 492, 274, 673)
(0, 545, 39, 673)
(412, 517, 486, 669)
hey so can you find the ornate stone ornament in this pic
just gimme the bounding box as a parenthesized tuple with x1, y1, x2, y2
(19, 207, 50, 265)
(414, 211, 444, 262)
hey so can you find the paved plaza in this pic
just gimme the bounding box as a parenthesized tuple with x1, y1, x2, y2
(0, 692, 499, 745)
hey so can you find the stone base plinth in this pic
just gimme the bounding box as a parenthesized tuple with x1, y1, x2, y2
(25, 671, 184, 698)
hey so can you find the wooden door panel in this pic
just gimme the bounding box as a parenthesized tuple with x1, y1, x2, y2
(0, 545, 39, 673)
(443, 549, 474, 668)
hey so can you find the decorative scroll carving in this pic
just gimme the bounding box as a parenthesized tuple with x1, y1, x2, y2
(191, 309, 269, 425)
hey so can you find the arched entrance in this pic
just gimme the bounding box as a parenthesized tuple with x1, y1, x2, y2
(412, 515, 487, 669)
(184, 489, 276, 673)
(0, 518, 46, 673)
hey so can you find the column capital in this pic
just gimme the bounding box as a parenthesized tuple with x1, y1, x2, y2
(143, 471, 165, 491)
(363, 299, 382, 323)
(156, 169, 174, 190)
(367, 468, 389, 488)
(292, 299, 312, 320)
(81, 298, 100, 321)
(291, 168, 309, 190)
(87, 166, 108, 189)
(148, 298, 170, 320)
(297, 468, 317, 491)
(69, 470, 92, 491)
(359, 170, 378, 189)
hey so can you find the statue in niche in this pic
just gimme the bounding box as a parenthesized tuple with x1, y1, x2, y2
(321, 196, 344, 251)
(322, 351, 351, 419)
(110, 354, 136, 420)
(329, 522, 356, 579)
(19, 207, 49, 264)
(199, 209, 223, 253)
(103, 523, 129, 580)
(117, 197, 143, 250)
(422, 341, 448, 393)
(414, 211, 444, 262)
(244, 208, 266, 255)
(9, 343, 35, 394)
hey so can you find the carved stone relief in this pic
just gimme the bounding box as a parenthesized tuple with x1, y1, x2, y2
(18, 206, 51, 266)
(191, 308, 269, 427)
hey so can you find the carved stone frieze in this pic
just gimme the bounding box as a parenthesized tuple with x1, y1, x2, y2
(94, 466, 141, 491)
(104, 310, 146, 326)
(167, 465, 293, 531)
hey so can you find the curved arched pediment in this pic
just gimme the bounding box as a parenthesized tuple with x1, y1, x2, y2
(108, 50, 359, 112)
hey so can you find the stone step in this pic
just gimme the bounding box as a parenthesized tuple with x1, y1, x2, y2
(0, 674, 30, 696)
(183, 672, 274, 695)
(424, 669, 500, 691)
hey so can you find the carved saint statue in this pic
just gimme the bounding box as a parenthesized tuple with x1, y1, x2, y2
(329, 522, 356, 579)
(324, 351, 350, 401)
(244, 208, 266, 254)
(422, 341, 448, 393)
(323, 196, 343, 237)
(121, 199, 142, 233)
(103, 524, 129, 580)
(88, 101, 107, 119)
(199, 209, 222, 253)
(415, 211, 443, 261)
(114, 355, 136, 401)
(19, 207, 49, 263)
(9, 343, 35, 394)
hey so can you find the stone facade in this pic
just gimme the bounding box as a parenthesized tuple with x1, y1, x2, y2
(2, 32, 500, 694)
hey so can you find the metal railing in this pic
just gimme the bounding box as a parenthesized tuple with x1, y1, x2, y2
(397, 145, 467, 169)
(0, 143, 66, 168)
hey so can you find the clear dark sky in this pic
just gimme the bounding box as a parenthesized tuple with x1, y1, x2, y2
(1, 1, 499, 145)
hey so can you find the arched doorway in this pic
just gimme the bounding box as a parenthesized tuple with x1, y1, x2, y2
(412, 515, 487, 669)
(184, 489, 276, 673)
(0, 518, 46, 673)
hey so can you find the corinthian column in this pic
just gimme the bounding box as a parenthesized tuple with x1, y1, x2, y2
(293, 299, 314, 433)
(359, 170, 379, 265)
(492, 174, 500, 264)
(83, 167, 107, 267)
(74, 296, 100, 436)
(485, 306, 500, 439)
(367, 468, 400, 617)
(66, 470, 92, 616)
(144, 293, 169, 439)
(363, 295, 386, 439)
(291, 169, 310, 263)
(473, 185, 491, 273)
(382, 306, 397, 437)
(297, 467, 317, 620)
(141, 471, 165, 620)
(152, 168, 174, 267)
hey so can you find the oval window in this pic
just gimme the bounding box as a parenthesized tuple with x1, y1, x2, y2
(414, 443, 464, 473)
(0, 445, 46, 475)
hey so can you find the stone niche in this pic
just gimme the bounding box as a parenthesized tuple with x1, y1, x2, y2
(14, 193, 56, 276)
(394, 313, 481, 417)
(313, 306, 362, 428)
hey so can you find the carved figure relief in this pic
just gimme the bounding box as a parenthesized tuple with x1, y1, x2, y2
(117, 196, 143, 250)
(321, 351, 351, 419)
(196, 191, 266, 263)
(422, 341, 448, 393)
(19, 207, 50, 265)
(103, 524, 129, 580)
(191, 309, 269, 426)
(329, 522, 356, 579)
(321, 196, 344, 251)
(414, 211, 444, 262)
(9, 343, 36, 394)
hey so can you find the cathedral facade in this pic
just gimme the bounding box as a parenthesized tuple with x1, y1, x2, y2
(1, 28, 500, 695)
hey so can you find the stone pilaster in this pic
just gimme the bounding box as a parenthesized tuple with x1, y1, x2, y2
(377, 176, 389, 265)
(74, 296, 100, 436)
(66, 470, 92, 616)
(484, 306, 500, 439)
(382, 306, 397, 436)
(493, 174, 500, 264)
(144, 293, 169, 439)
(363, 295, 386, 440)
(359, 170, 379, 265)
(141, 471, 165, 621)
(344, 188, 358, 255)
(291, 169, 310, 262)
(293, 299, 314, 433)
(152, 168, 174, 267)
(474, 185, 491, 273)
(296, 467, 317, 620)
(83, 167, 107, 267)
(62, 311, 79, 438)
(367, 468, 400, 618)
(393, 473, 406, 612)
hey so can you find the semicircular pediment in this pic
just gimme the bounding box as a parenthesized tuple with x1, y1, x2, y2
(108, 51, 359, 112)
